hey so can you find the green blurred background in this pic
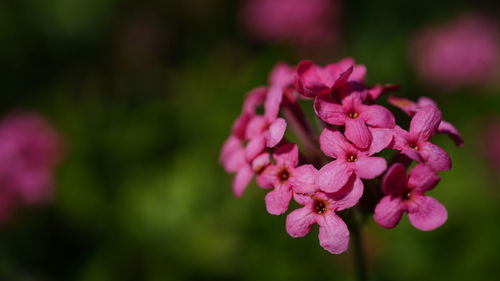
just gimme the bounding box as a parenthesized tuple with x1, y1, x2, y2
(1, 0, 500, 280)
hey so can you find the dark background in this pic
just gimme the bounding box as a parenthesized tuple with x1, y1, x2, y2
(1, 0, 500, 280)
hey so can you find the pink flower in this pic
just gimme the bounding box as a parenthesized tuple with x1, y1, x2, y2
(286, 167, 363, 254)
(315, 92, 395, 149)
(260, 143, 299, 215)
(389, 96, 463, 147)
(392, 105, 452, 171)
(0, 112, 63, 223)
(220, 87, 272, 196)
(410, 14, 500, 90)
(374, 163, 447, 231)
(316, 128, 391, 193)
(220, 87, 267, 173)
(295, 58, 366, 98)
(240, 0, 339, 47)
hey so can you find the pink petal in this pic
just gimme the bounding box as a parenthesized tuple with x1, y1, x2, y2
(245, 116, 267, 139)
(355, 156, 387, 179)
(264, 85, 283, 120)
(360, 104, 396, 128)
(407, 195, 447, 231)
(319, 128, 352, 159)
(316, 161, 352, 193)
(334, 66, 353, 88)
(391, 126, 410, 151)
(417, 97, 438, 108)
(252, 153, 272, 188)
(243, 87, 267, 114)
(314, 97, 346, 125)
(286, 206, 316, 238)
(368, 127, 394, 156)
(232, 165, 254, 197)
(388, 96, 418, 116)
(220, 136, 245, 172)
(401, 148, 423, 162)
(269, 62, 295, 87)
(252, 153, 270, 171)
(273, 143, 298, 167)
(231, 113, 251, 139)
(256, 174, 273, 189)
(345, 118, 372, 150)
(293, 192, 314, 206)
(317, 212, 350, 254)
(289, 165, 318, 194)
(266, 118, 287, 147)
(296, 60, 330, 97)
(259, 165, 281, 187)
(245, 135, 266, 161)
(265, 183, 293, 215)
(329, 175, 363, 211)
(374, 196, 405, 228)
(381, 163, 407, 196)
(368, 84, 399, 101)
(408, 164, 440, 192)
(410, 105, 442, 141)
(438, 120, 464, 147)
(350, 65, 367, 82)
(419, 142, 452, 171)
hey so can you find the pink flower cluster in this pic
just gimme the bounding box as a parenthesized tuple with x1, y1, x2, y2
(410, 14, 500, 90)
(220, 59, 462, 254)
(0, 112, 64, 223)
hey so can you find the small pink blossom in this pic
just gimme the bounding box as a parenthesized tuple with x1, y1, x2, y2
(315, 92, 395, 149)
(389, 96, 463, 147)
(374, 163, 447, 231)
(260, 143, 299, 215)
(0, 112, 64, 223)
(316, 128, 391, 193)
(392, 105, 452, 171)
(220, 87, 272, 196)
(286, 168, 363, 254)
(240, 0, 339, 47)
(295, 58, 366, 98)
(410, 14, 500, 90)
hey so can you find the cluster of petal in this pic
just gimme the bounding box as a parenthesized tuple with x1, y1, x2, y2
(391, 105, 451, 171)
(220, 64, 296, 197)
(374, 163, 447, 231)
(410, 14, 500, 90)
(389, 96, 463, 146)
(221, 58, 461, 254)
(286, 165, 363, 254)
(240, 0, 339, 47)
(0, 112, 64, 223)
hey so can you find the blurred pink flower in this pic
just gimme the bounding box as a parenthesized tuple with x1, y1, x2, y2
(410, 14, 500, 90)
(0, 112, 64, 223)
(241, 0, 339, 47)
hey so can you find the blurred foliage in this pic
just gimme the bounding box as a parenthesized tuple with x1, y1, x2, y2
(0, 0, 499, 280)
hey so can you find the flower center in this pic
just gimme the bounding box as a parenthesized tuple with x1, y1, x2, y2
(314, 200, 327, 214)
(347, 154, 357, 162)
(402, 190, 412, 201)
(278, 168, 290, 183)
(409, 143, 419, 150)
(347, 111, 359, 119)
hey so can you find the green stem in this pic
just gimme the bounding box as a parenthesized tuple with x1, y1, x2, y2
(350, 209, 368, 281)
